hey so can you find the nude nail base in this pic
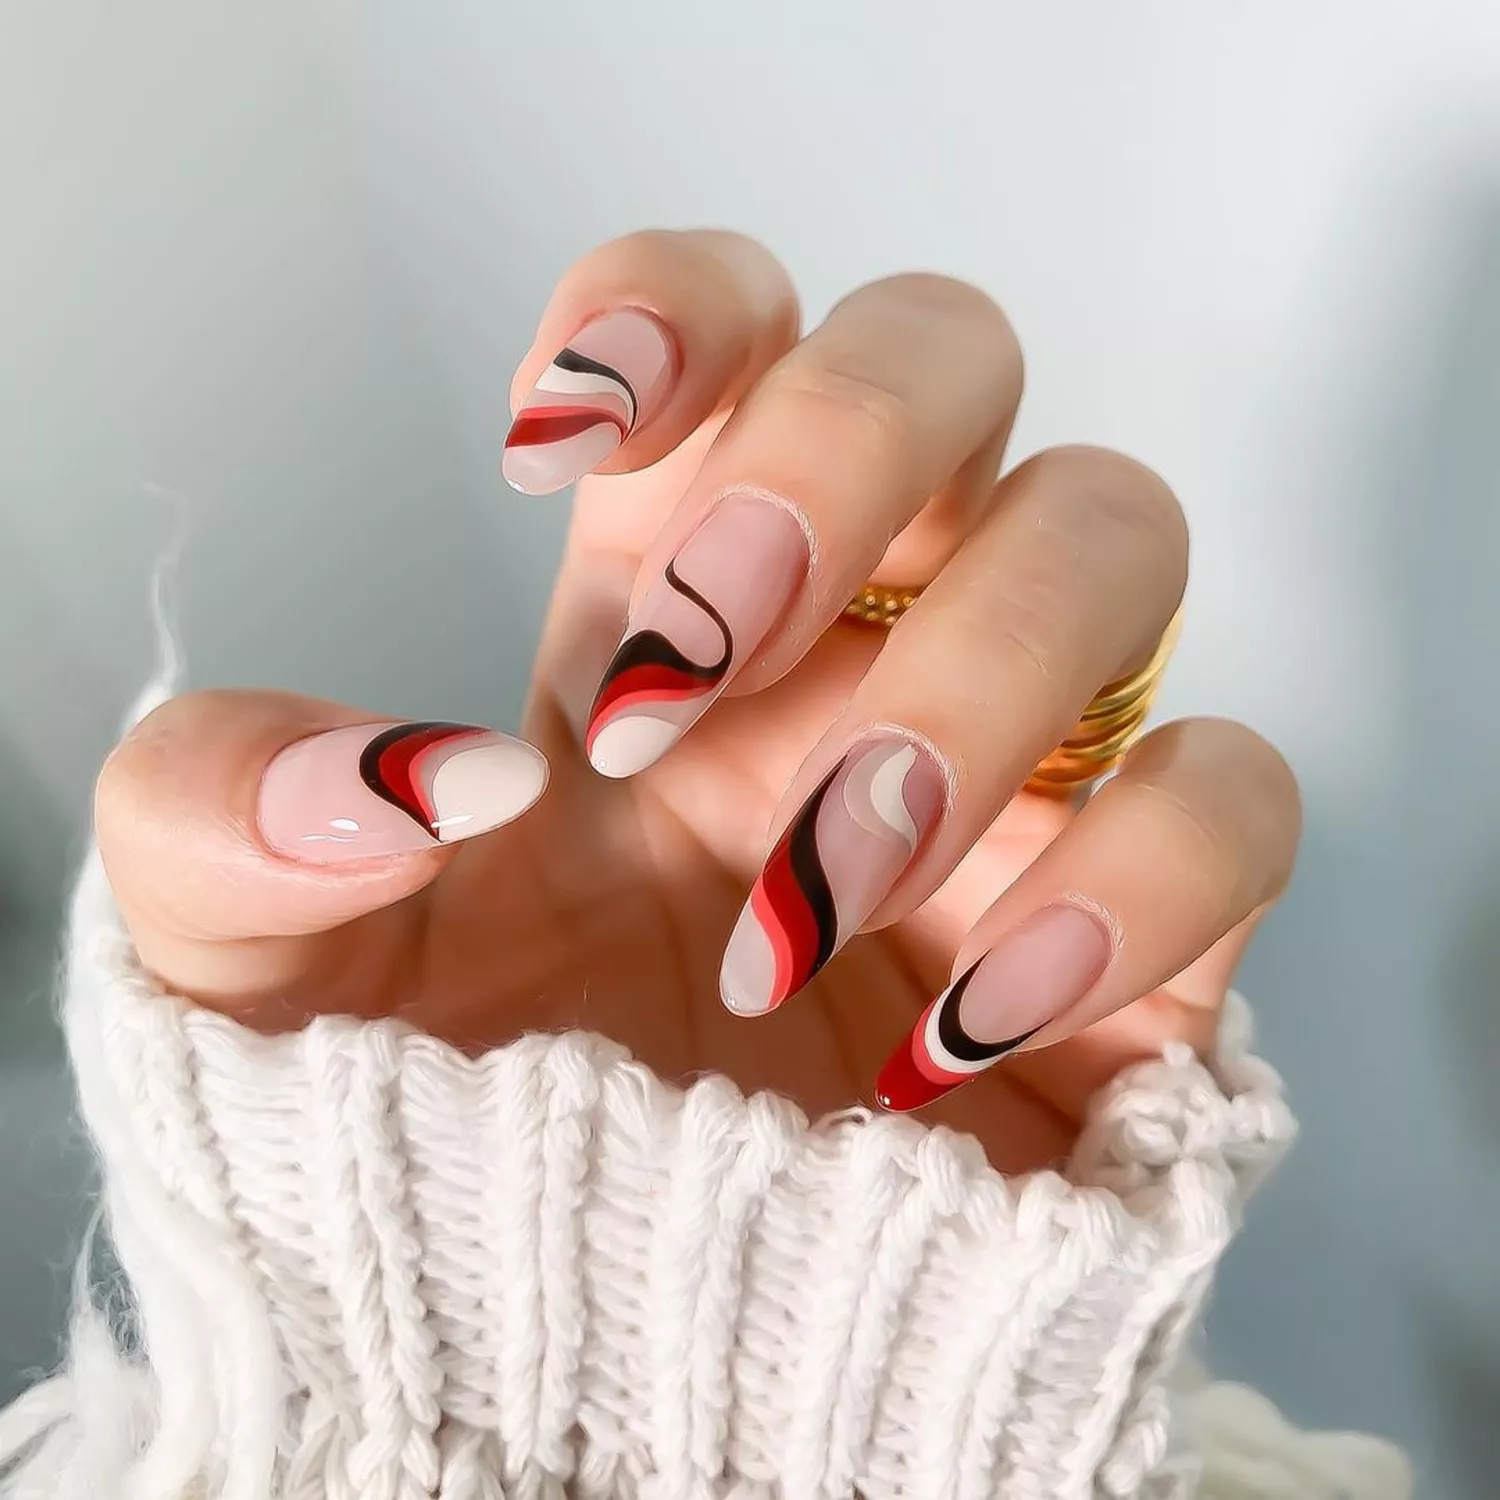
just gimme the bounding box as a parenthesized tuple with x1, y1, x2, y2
(720, 734, 945, 1016)
(503, 310, 674, 495)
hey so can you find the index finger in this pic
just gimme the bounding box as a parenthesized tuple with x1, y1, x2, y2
(503, 229, 800, 495)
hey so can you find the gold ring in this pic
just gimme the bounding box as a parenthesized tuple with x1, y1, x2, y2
(843, 582, 924, 627)
(845, 582, 1180, 794)
(1025, 612, 1182, 797)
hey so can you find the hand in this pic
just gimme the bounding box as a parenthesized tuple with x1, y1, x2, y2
(96, 231, 1300, 1174)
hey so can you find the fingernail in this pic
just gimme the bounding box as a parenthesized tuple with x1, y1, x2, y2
(720, 734, 946, 1016)
(259, 721, 548, 863)
(874, 903, 1114, 1112)
(503, 310, 675, 495)
(585, 491, 809, 778)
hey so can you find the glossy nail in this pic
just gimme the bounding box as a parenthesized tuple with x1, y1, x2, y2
(259, 721, 548, 863)
(874, 903, 1114, 1112)
(503, 310, 675, 495)
(585, 491, 809, 778)
(720, 734, 946, 1016)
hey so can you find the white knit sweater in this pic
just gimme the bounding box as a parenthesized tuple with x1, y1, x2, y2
(0, 845, 1412, 1500)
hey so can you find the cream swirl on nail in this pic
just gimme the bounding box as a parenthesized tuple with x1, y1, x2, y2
(503, 310, 674, 495)
(259, 721, 548, 863)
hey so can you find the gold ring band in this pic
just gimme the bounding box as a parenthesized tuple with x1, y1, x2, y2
(845, 582, 1180, 794)
(1026, 611, 1181, 795)
(843, 583, 924, 627)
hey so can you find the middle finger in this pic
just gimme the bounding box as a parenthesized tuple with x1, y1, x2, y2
(583, 273, 1023, 779)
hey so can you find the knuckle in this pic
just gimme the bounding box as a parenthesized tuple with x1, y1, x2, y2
(839, 274, 1024, 382)
(1209, 720, 1304, 868)
(577, 231, 797, 334)
(570, 229, 686, 291)
(608, 227, 680, 259)
(990, 608, 1067, 698)
(1127, 716, 1303, 901)
(94, 707, 172, 850)
(93, 740, 135, 848)
(980, 524, 1104, 681)
(1023, 445, 1189, 578)
(871, 272, 1010, 328)
(1180, 716, 1302, 832)
(692, 227, 789, 283)
(689, 230, 795, 313)
(767, 362, 915, 465)
(1134, 775, 1246, 895)
(93, 691, 232, 843)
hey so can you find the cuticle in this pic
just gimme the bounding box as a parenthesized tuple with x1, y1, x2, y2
(711, 483, 819, 571)
(609, 303, 684, 383)
(1050, 892, 1125, 956)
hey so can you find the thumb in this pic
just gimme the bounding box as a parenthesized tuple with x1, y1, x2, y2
(95, 690, 548, 1019)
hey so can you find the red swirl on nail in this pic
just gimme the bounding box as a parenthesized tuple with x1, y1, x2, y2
(585, 561, 733, 756)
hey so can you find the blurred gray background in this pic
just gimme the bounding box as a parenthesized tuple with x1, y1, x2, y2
(2, 3, 1498, 1495)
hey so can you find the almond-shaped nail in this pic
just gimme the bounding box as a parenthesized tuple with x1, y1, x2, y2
(258, 721, 548, 863)
(585, 491, 809, 778)
(874, 903, 1114, 1112)
(503, 310, 675, 495)
(720, 734, 946, 1016)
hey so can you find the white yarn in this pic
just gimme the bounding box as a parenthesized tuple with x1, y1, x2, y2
(0, 672, 1411, 1499)
(1180, 1371, 1412, 1500)
(2, 873, 1410, 1500)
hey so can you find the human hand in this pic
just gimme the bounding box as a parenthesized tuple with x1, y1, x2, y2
(96, 231, 1299, 1173)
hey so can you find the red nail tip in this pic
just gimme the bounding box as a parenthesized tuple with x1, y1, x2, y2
(873, 1036, 956, 1113)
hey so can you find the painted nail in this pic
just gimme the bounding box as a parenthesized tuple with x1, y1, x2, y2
(503, 310, 675, 495)
(585, 491, 809, 778)
(720, 734, 946, 1016)
(874, 903, 1114, 1112)
(258, 721, 548, 863)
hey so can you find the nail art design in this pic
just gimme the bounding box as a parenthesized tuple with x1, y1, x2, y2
(720, 736, 945, 1016)
(259, 721, 548, 863)
(585, 492, 810, 778)
(508, 348, 634, 450)
(503, 310, 674, 495)
(585, 560, 732, 773)
(873, 963, 1039, 1113)
(873, 904, 1114, 1112)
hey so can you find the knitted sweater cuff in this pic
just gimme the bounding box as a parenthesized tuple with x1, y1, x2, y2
(59, 848, 1296, 1500)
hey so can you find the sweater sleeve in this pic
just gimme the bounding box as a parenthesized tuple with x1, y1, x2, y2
(0, 845, 1409, 1500)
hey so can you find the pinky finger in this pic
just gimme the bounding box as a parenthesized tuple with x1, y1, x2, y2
(875, 718, 1301, 1112)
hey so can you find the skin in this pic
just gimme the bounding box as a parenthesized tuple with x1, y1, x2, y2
(95, 231, 1301, 1177)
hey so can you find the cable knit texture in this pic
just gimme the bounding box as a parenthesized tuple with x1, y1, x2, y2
(0, 690, 1411, 1500)
(0, 849, 1415, 1500)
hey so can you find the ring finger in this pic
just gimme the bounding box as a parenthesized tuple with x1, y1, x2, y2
(719, 445, 1188, 1016)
